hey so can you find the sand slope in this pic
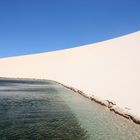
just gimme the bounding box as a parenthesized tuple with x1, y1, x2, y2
(0, 31, 140, 118)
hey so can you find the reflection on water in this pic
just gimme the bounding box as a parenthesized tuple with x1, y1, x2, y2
(0, 78, 140, 140)
(0, 79, 87, 140)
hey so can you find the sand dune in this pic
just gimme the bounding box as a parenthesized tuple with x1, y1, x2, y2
(0, 31, 140, 121)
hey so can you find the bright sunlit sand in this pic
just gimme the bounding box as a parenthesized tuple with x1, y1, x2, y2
(0, 31, 140, 123)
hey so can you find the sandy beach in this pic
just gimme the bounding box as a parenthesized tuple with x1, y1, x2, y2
(0, 31, 140, 123)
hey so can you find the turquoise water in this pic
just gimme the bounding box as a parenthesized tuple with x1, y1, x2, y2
(0, 78, 140, 140)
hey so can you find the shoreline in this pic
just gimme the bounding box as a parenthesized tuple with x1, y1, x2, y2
(0, 76, 140, 125)
(55, 81, 140, 125)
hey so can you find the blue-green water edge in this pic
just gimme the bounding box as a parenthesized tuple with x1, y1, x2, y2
(0, 78, 140, 140)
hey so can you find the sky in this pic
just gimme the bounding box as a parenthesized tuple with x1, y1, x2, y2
(0, 0, 140, 58)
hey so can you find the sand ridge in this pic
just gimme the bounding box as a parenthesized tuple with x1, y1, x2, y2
(0, 31, 140, 123)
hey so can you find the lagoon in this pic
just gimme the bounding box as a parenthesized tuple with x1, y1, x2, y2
(0, 78, 140, 140)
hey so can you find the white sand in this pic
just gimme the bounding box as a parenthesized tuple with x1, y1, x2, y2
(0, 31, 140, 118)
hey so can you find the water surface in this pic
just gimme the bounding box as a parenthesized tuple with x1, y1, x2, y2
(0, 78, 140, 140)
